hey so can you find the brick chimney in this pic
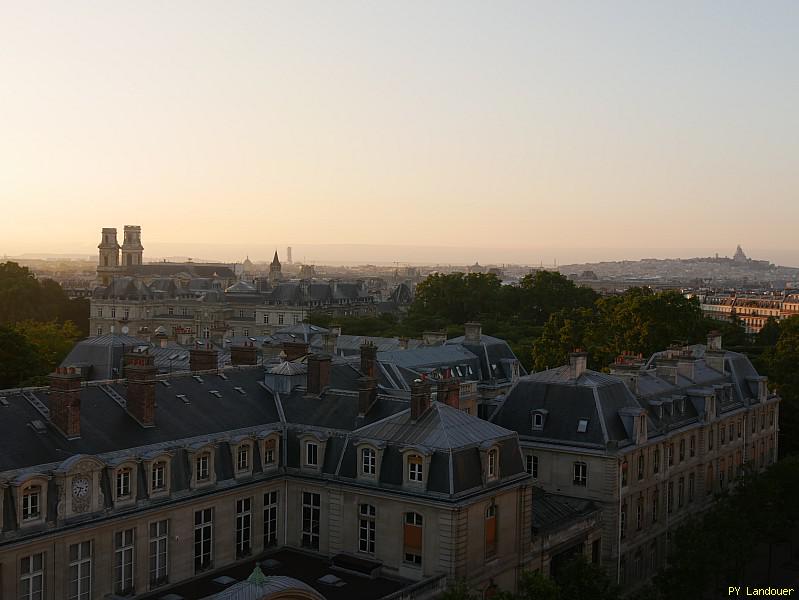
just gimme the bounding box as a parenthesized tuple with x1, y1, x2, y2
(360, 342, 377, 379)
(569, 351, 588, 379)
(358, 376, 377, 416)
(410, 378, 432, 421)
(282, 341, 309, 361)
(464, 322, 482, 343)
(307, 354, 331, 395)
(438, 378, 460, 409)
(231, 341, 258, 366)
(49, 367, 82, 439)
(125, 352, 157, 427)
(190, 342, 218, 372)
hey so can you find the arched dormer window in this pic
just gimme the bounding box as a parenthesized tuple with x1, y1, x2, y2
(408, 454, 423, 482)
(109, 461, 138, 506)
(187, 443, 217, 489)
(259, 430, 281, 471)
(531, 409, 548, 431)
(487, 448, 498, 480)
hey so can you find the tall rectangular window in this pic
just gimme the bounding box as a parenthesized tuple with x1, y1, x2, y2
(68, 541, 92, 600)
(573, 461, 587, 486)
(301, 492, 321, 550)
(362, 448, 376, 475)
(358, 504, 376, 554)
(149, 520, 169, 587)
(194, 508, 214, 573)
(485, 504, 497, 558)
(196, 454, 210, 481)
(403, 512, 423, 566)
(688, 472, 695, 502)
(114, 528, 135, 594)
(22, 487, 41, 521)
(306, 442, 319, 467)
(678, 476, 685, 508)
(20, 552, 45, 600)
(264, 491, 278, 547)
(264, 439, 276, 466)
(151, 462, 166, 491)
(116, 468, 131, 499)
(408, 455, 423, 482)
(237, 445, 250, 471)
(235, 498, 252, 558)
(526, 455, 539, 479)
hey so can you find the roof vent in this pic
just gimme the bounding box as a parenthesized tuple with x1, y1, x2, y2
(209, 390, 222, 398)
(234, 386, 246, 395)
(30, 419, 48, 434)
(192, 375, 204, 383)
(176, 394, 190, 404)
(218, 373, 228, 381)
(161, 380, 171, 388)
(0, 397, 8, 407)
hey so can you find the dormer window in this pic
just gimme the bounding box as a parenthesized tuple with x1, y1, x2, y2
(487, 449, 498, 480)
(362, 448, 376, 476)
(196, 454, 210, 481)
(22, 486, 41, 521)
(236, 445, 250, 471)
(263, 438, 276, 466)
(408, 455, 423, 482)
(116, 468, 131, 498)
(306, 442, 319, 467)
(532, 410, 547, 431)
(151, 462, 166, 491)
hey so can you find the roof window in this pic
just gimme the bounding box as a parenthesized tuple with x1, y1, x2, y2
(577, 419, 589, 433)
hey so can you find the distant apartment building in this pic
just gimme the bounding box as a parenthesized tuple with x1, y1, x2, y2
(700, 292, 799, 333)
(490, 333, 779, 590)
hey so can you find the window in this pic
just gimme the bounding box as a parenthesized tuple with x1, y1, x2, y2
(149, 520, 169, 587)
(577, 419, 589, 433)
(96, 327, 103, 336)
(689, 435, 696, 458)
(239, 310, 245, 318)
(264, 491, 278, 547)
(123, 308, 130, 320)
(678, 476, 685, 508)
(301, 492, 321, 550)
(243, 328, 249, 337)
(761, 411, 766, 430)
(182, 307, 188, 317)
(526, 455, 539, 479)
(235, 498, 252, 558)
(278, 313, 284, 325)
(769, 409, 774, 427)
(720, 424, 726, 444)
(573, 461, 587, 486)
(637, 453, 645, 480)
(168, 307, 174, 316)
(263, 314, 269, 324)
(114, 528, 135, 594)
(264, 439, 276, 466)
(487, 449, 498, 479)
(533, 412, 543, 429)
(709, 427, 714, 450)
(306, 442, 319, 467)
(68, 542, 92, 600)
(403, 512, 423, 566)
(111, 308, 116, 318)
(98, 308, 103, 318)
(485, 504, 497, 558)
(688, 472, 695, 501)
(20, 553, 45, 600)
(652, 488, 659, 523)
(237, 445, 250, 471)
(706, 464, 714, 495)
(621, 459, 628, 487)
(620, 503, 627, 539)
(720, 459, 726, 488)
(362, 448, 376, 475)
(668, 443, 674, 466)
(408, 454, 423, 482)
(653, 447, 660, 474)
(738, 419, 743, 438)
(636, 497, 644, 531)
(194, 508, 214, 572)
(116, 468, 131, 499)
(196, 454, 210, 481)
(151, 462, 166, 492)
(751, 415, 757, 434)
(679, 439, 685, 461)
(359, 504, 376, 554)
(667, 481, 674, 514)
(22, 486, 41, 521)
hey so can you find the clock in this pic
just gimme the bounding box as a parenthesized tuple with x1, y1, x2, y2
(72, 478, 90, 498)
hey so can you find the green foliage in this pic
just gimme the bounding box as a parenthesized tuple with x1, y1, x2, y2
(761, 316, 799, 457)
(556, 556, 619, 600)
(13, 320, 81, 380)
(514, 569, 561, 600)
(439, 579, 479, 600)
(0, 326, 42, 388)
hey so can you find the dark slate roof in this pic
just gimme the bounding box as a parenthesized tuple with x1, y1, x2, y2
(0, 367, 280, 473)
(125, 263, 237, 279)
(532, 490, 599, 532)
(446, 334, 524, 381)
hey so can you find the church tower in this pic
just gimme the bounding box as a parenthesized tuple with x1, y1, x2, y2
(97, 227, 120, 285)
(121, 225, 144, 268)
(269, 251, 282, 281)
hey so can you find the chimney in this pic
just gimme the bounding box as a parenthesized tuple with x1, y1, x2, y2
(398, 337, 409, 350)
(438, 378, 460, 409)
(231, 341, 258, 366)
(358, 376, 377, 416)
(677, 357, 696, 382)
(569, 352, 588, 379)
(464, 322, 482, 343)
(282, 341, 309, 361)
(323, 331, 339, 355)
(656, 358, 678, 385)
(707, 331, 722, 351)
(49, 367, 82, 439)
(360, 342, 378, 379)
(410, 378, 432, 421)
(189, 342, 218, 372)
(307, 354, 331, 395)
(125, 352, 157, 427)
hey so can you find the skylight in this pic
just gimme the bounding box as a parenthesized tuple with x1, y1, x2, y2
(577, 419, 589, 433)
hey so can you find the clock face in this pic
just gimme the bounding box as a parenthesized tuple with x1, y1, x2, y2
(72, 478, 90, 498)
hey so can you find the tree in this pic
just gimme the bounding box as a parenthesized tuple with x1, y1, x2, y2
(14, 320, 81, 380)
(0, 326, 41, 388)
(439, 579, 479, 600)
(514, 569, 560, 600)
(762, 315, 799, 457)
(556, 556, 619, 600)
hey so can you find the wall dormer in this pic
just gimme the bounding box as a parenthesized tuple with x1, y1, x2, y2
(108, 458, 138, 508)
(13, 473, 50, 529)
(187, 442, 217, 490)
(298, 431, 329, 473)
(141, 450, 173, 499)
(531, 409, 548, 431)
(480, 443, 501, 483)
(353, 439, 386, 482)
(54, 454, 105, 519)
(400, 446, 431, 490)
(231, 435, 255, 480)
(259, 430, 281, 472)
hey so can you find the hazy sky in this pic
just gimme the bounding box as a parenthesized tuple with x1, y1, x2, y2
(1, 1, 798, 263)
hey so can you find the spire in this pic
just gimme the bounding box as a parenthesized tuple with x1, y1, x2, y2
(272, 250, 280, 265)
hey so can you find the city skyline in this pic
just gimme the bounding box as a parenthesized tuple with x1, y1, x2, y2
(2, 1, 799, 259)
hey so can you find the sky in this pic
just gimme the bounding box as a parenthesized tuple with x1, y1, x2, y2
(1, 1, 798, 265)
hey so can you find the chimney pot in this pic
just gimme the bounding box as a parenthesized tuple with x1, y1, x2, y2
(48, 369, 83, 438)
(569, 351, 588, 379)
(410, 378, 432, 421)
(464, 322, 482, 343)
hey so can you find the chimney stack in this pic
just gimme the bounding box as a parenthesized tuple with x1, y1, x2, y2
(125, 352, 157, 427)
(569, 351, 588, 379)
(307, 354, 331, 395)
(358, 376, 377, 416)
(464, 322, 482, 343)
(410, 378, 432, 421)
(438, 378, 460, 409)
(231, 341, 258, 366)
(422, 331, 446, 346)
(49, 367, 82, 439)
(282, 341, 309, 362)
(360, 342, 378, 379)
(189, 341, 218, 372)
